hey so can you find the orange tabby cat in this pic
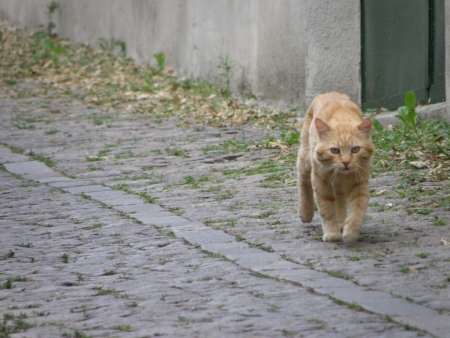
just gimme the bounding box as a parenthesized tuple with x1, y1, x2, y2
(297, 92, 374, 242)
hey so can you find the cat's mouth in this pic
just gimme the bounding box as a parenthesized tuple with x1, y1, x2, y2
(339, 167, 354, 173)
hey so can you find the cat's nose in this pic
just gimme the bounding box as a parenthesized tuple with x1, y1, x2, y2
(342, 161, 350, 168)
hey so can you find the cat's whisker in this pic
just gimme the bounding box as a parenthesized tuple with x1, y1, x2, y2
(355, 167, 363, 185)
(357, 165, 369, 176)
(318, 166, 334, 178)
(353, 166, 361, 184)
(328, 169, 337, 189)
(332, 168, 340, 185)
(356, 165, 369, 184)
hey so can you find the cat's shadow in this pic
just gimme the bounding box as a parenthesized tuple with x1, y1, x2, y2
(301, 223, 396, 248)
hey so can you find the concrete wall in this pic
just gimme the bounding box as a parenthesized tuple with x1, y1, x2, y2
(0, 0, 361, 112)
(305, 0, 361, 106)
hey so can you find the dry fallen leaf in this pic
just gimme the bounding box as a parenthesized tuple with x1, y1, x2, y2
(376, 189, 387, 196)
(409, 161, 428, 169)
(440, 237, 450, 246)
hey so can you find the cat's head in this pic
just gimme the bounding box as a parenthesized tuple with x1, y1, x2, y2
(313, 117, 374, 174)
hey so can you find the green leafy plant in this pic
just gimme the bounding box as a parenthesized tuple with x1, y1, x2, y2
(1, 278, 13, 289)
(371, 90, 450, 174)
(280, 131, 300, 145)
(45, 1, 60, 36)
(35, 2, 64, 66)
(99, 38, 126, 58)
(211, 56, 238, 98)
(154, 52, 165, 74)
(325, 270, 353, 280)
(416, 252, 429, 258)
(396, 90, 419, 130)
(29, 151, 55, 167)
(117, 325, 131, 331)
(61, 253, 69, 263)
(1, 312, 36, 336)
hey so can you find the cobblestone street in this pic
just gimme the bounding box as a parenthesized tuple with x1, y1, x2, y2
(1, 88, 450, 337)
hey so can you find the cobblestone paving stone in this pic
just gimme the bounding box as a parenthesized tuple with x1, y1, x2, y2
(0, 152, 424, 338)
(1, 87, 450, 337)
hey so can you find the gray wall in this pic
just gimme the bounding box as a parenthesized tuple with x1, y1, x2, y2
(305, 0, 360, 106)
(0, 1, 361, 112)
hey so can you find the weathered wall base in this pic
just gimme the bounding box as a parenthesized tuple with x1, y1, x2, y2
(0, 0, 361, 113)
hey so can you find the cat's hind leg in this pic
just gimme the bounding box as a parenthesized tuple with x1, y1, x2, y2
(297, 148, 315, 223)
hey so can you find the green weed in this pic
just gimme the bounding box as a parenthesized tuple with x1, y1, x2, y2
(86, 149, 110, 162)
(45, 1, 59, 36)
(99, 38, 126, 58)
(325, 270, 353, 280)
(0, 312, 36, 336)
(205, 218, 235, 230)
(154, 53, 165, 74)
(165, 147, 188, 157)
(168, 206, 185, 216)
(1, 278, 13, 289)
(61, 253, 69, 263)
(45, 129, 59, 135)
(29, 151, 55, 167)
(215, 191, 234, 201)
(309, 237, 323, 242)
(136, 191, 158, 203)
(235, 234, 246, 242)
(280, 131, 300, 145)
(416, 252, 429, 258)
(433, 216, 448, 226)
(248, 243, 274, 252)
(252, 211, 276, 219)
(117, 325, 130, 331)
(211, 55, 238, 98)
(399, 239, 419, 248)
(165, 230, 175, 237)
(96, 287, 117, 296)
(415, 208, 431, 215)
(115, 150, 139, 159)
(371, 91, 450, 174)
(183, 174, 209, 188)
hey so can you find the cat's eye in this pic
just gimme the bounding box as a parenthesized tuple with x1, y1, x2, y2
(330, 147, 340, 154)
(351, 146, 360, 153)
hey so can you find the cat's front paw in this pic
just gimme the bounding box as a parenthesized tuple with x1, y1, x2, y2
(322, 232, 342, 242)
(342, 230, 359, 243)
(298, 210, 314, 223)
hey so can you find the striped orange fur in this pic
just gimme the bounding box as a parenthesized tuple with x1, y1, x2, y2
(297, 92, 374, 242)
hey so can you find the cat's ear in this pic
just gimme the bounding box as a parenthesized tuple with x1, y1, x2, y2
(358, 118, 372, 137)
(315, 118, 331, 138)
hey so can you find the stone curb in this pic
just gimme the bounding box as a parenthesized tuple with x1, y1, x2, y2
(296, 102, 448, 127)
(1, 144, 449, 337)
(372, 102, 448, 127)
